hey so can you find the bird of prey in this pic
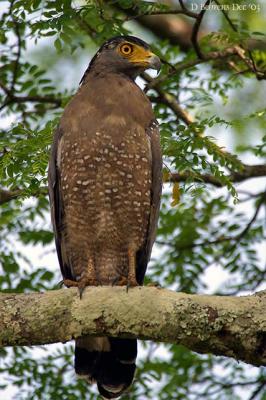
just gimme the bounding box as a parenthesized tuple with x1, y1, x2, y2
(48, 35, 162, 399)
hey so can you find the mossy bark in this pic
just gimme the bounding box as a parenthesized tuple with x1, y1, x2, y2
(0, 287, 265, 366)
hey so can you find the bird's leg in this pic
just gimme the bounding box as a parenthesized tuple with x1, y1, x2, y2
(78, 257, 99, 298)
(127, 248, 138, 288)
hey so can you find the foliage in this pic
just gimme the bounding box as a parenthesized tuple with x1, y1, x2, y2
(0, 0, 266, 399)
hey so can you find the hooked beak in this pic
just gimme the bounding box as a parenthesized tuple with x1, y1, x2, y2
(147, 54, 161, 71)
(130, 47, 161, 71)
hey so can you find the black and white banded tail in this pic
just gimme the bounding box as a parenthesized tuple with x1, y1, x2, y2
(75, 336, 137, 399)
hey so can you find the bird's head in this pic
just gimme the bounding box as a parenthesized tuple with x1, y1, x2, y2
(81, 36, 161, 82)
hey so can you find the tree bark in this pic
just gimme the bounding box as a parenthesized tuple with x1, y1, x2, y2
(0, 287, 265, 367)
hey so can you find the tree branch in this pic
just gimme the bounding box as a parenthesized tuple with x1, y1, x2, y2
(125, 7, 198, 20)
(191, 0, 210, 58)
(0, 187, 48, 205)
(236, 190, 266, 240)
(0, 287, 265, 367)
(169, 164, 266, 187)
(248, 380, 266, 400)
(114, 1, 206, 52)
(0, 90, 63, 112)
(143, 72, 194, 125)
(146, 46, 241, 91)
(10, 2, 22, 92)
(117, 0, 266, 54)
(0, 188, 23, 204)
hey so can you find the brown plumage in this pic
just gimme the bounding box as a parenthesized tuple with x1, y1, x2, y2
(48, 36, 162, 399)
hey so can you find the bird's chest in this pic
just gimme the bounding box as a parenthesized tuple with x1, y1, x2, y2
(60, 122, 152, 234)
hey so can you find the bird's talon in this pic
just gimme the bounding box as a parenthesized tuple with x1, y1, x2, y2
(113, 276, 128, 286)
(112, 278, 118, 286)
(146, 281, 161, 288)
(77, 277, 100, 298)
(79, 286, 85, 299)
(126, 277, 139, 291)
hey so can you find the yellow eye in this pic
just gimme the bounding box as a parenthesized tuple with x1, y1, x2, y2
(120, 43, 133, 56)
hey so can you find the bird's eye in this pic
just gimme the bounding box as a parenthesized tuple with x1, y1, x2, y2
(120, 43, 133, 56)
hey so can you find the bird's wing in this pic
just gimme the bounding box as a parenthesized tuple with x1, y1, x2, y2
(136, 120, 162, 284)
(48, 127, 74, 281)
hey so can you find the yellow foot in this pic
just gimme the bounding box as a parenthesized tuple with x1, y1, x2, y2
(63, 278, 79, 288)
(112, 276, 128, 286)
(111, 275, 139, 290)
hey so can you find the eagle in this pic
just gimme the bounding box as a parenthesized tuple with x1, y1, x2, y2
(48, 36, 162, 399)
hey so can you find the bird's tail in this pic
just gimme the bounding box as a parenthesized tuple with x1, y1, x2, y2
(75, 336, 137, 399)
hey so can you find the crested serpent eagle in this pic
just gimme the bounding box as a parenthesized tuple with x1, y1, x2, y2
(48, 35, 162, 399)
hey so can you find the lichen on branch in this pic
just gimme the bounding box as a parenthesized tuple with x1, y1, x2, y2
(0, 287, 265, 367)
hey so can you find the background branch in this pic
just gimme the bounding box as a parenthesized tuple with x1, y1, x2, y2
(191, 0, 210, 58)
(170, 164, 266, 187)
(145, 46, 240, 90)
(0, 84, 63, 112)
(0, 187, 48, 205)
(10, 5, 22, 92)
